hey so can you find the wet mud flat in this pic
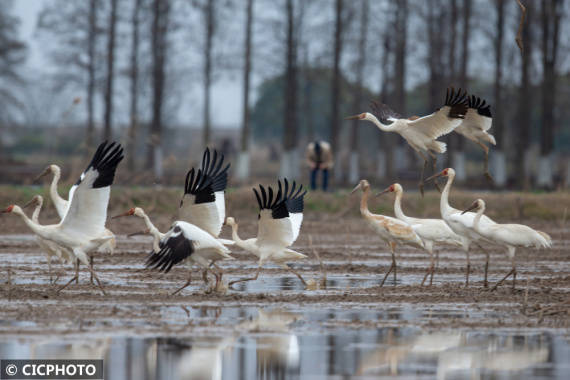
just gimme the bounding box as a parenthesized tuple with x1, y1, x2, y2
(0, 218, 569, 378)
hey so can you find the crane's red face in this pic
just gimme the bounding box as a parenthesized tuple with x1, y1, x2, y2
(1, 205, 14, 213)
(442, 168, 449, 176)
(389, 185, 395, 192)
(112, 208, 135, 219)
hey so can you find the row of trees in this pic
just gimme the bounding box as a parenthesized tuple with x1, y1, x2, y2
(0, 0, 567, 188)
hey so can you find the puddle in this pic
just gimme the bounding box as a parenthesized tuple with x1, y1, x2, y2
(0, 308, 567, 379)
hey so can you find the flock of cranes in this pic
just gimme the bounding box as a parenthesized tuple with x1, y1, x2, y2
(1, 87, 553, 295)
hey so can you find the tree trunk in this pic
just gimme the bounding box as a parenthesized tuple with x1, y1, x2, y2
(86, 0, 97, 149)
(452, 0, 471, 181)
(280, 0, 298, 180)
(302, 45, 314, 142)
(349, 0, 368, 185)
(103, 0, 118, 142)
(203, 0, 214, 148)
(515, 0, 533, 189)
(538, 0, 561, 188)
(237, 0, 253, 181)
(330, 0, 343, 181)
(148, 0, 169, 180)
(491, 0, 506, 186)
(127, 0, 141, 171)
(378, 22, 392, 179)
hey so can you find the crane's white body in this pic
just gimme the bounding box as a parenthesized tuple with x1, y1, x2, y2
(470, 199, 551, 261)
(44, 164, 116, 254)
(388, 184, 463, 253)
(227, 217, 306, 266)
(454, 108, 496, 147)
(179, 191, 226, 238)
(360, 108, 462, 156)
(173, 221, 232, 267)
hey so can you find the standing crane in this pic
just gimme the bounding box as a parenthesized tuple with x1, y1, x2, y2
(346, 87, 468, 195)
(225, 179, 308, 288)
(23, 195, 74, 283)
(351, 180, 424, 286)
(462, 199, 552, 290)
(35, 163, 117, 281)
(377, 183, 463, 285)
(426, 168, 497, 287)
(113, 148, 234, 293)
(453, 95, 496, 181)
(1, 141, 125, 295)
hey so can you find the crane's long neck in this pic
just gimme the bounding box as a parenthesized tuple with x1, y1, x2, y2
(32, 201, 42, 223)
(473, 204, 485, 233)
(139, 211, 163, 252)
(440, 174, 455, 217)
(50, 168, 64, 204)
(14, 208, 49, 239)
(229, 223, 248, 248)
(360, 188, 371, 217)
(367, 114, 397, 132)
(393, 189, 409, 223)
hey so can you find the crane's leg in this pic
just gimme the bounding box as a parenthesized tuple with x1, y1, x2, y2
(465, 249, 471, 287)
(491, 268, 515, 291)
(47, 255, 53, 284)
(475, 242, 490, 288)
(417, 151, 429, 197)
(89, 256, 94, 285)
(380, 242, 397, 287)
(85, 264, 106, 296)
(171, 272, 192, 296)
(476, 141, 494, 183)
(283, 264, 307, 286)
(428, 152, 442, 192)
(57, 275, 78, 294)
(421, 251, 435, 286)
(74, 259, 79, 284)
(229, 264, 263, 288)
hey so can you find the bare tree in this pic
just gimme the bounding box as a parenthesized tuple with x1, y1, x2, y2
(377, 24, 393, 180)
(103, 0, 118, 141)
(0, 0, 26, 130)
(515, 0, 533, 189)
(87, 0, 98, 148)
(349, 0, 369, 185)
(202, 0, 215, 147)
(331, 0, 344, 182)
(450, 0, 472, 181)
(393, 0, 409, 173)
(127, 0, 142, 171)
(280, 0, 299, 179)
(491, 0, 506, 186)
(537, 0, 562, 188)
(147, 0, 170, 180)
(236, 0, 254, 181)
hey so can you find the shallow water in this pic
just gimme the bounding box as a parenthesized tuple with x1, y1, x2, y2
(1, 307, 568, 380)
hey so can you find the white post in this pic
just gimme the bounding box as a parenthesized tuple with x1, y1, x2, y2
(536, 154, 554, 188)
(349, 151, 359, 184)
(376, 151, 386, 179)
(236, 151, 250, 181)
(452, 151, 466, 182)
(490, 150, 507, 187)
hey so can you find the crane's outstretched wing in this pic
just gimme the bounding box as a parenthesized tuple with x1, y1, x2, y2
(179, 148, 230, 237)
(60, 141, 124, 237)
(454, 95, 496, 144)
(255, 179, 306, 248)
(407, 87, 468, 139)
(146, 224, 194, 273)
(370, 101, 401, 125)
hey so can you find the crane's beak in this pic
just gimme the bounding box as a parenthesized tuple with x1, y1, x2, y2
(127, 229, 150, 238)
(112, 208, 135, 219)
(23, 198, 37, 209)
(350, 183, 361, 194)
(461, 201, 479, 215)
(1, 205, 14, 213)
(34, 167, 51, 182)
(425, 171, 444, 183)
(345, 113, 364, 120)
(375, 188, 390, 197)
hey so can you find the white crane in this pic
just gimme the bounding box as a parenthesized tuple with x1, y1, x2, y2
(36, 163, 117, 276)
(453, 95, 496, 181)
(1, 141, 125, 295)
(145, 221, 233, 294)
(462, 199, 552, 290)
(225, 179, 308, 288)
(426, 168, 497, 287)
(23, 195, 74, 283)
(346, 87, 468, 195)
(351, 180, 424, 286)
(377, 183, 463, 285)
(113, 148, 234, 292)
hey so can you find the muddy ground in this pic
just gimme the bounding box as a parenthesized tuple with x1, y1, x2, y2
(0, 212, 568, 336)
